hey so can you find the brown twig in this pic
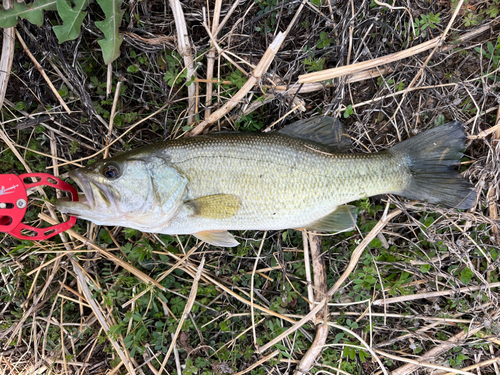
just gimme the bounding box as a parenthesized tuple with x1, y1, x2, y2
(204, 0, 222, 119)
(440, 23, 492, 51)
(272, 67, 393, 94)
(15, 30, 71, 114)
(372, 282, 500, 306)
(390, 323, 485, 375)
(251, 232, 267, 348)
(302, 230, 314, 310)
(104, 80, 123, 159)
(382, 0, 465, 137)
(169, 0, 197, 125)
(298, 37, 440, 84)
(294, 233, 329, 374)
(259, 208, 404, 353)
(158, 257, 205, 373)
(441, 357, 500, 375)
(0, 0, 14, 110)
(377, 349, 474, 375)
(51, 100, 172, 168)
(123, 31, 175, 46)
(39, 213, 164, 290)
(490, 345, 500, 375)
(70, 258, 136, 374)
(488, 106, 500, 243)
(189, 31, 286, 136)
(233, 350, 280, 375)
(469, 116, 500, 140)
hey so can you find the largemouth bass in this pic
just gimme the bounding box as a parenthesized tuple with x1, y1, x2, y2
(56, 118, 476, 246)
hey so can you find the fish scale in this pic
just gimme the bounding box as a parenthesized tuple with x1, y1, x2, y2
(157, 133, 406, 234)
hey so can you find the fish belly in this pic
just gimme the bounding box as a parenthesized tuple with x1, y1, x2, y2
(157, 134, 408, 234)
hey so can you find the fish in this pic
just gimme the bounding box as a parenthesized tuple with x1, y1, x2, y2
(56, 117, 476, 247)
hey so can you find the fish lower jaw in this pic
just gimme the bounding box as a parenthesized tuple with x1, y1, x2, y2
(77, 193, 92, 207)
(55, 194, 93, 215)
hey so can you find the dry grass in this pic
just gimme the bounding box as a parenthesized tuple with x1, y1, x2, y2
(1, 0, 500, 374)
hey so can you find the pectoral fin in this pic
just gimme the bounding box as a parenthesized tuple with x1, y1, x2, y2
(186, 194, 241, 219)
(194, 230, 239, 247)
(305, 205, 357, 232)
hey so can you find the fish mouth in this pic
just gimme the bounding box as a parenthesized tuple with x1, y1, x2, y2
(55, 170, 95, 215)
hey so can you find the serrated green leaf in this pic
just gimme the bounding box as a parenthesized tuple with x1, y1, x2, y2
(0, 0, 57, 28)
(53, 0, 88, 43)
(95, 0, 125, 65)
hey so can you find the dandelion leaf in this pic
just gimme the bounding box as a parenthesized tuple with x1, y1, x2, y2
(0, 0, 56, 28)
(95, 0, 124, 65)
(53, 0, 89, 43)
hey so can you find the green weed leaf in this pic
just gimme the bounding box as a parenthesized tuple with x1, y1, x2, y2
(302, 56, 326, 72)
(343, 104, 354, 118)
(53, 0, 88, 43)
(487, 41, 494, 55)
(420, 264, 431, 273)
(485, 5, 498, 18)
(414, 12, 441, 35)
(0, 0, 56, 28)
(316, 31, 332, 49)
(227, 70, 247, 89)
(460, 267, 473, 285)
(95, 0, 125, 64)
(333, 332, 344, 343)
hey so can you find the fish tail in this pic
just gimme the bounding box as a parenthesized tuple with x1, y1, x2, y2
(390, 122, 476, 209)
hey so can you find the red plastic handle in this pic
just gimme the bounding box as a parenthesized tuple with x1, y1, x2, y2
(0, 173, 78, 240)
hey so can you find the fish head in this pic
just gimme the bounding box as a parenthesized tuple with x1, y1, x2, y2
(56, 154, 188, 230)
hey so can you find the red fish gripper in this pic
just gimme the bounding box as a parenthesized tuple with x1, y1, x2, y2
(0, 173, 78, 240)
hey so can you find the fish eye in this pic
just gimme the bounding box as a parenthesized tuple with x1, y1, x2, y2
(102, 164, 120, 179)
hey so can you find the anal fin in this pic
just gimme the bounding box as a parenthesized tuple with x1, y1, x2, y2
(194, 230, 239, 247)
(305, 205, 357, 232)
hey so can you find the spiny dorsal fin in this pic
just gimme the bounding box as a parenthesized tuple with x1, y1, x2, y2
(194, 230, 239, 247)
(186, 194, 241, 219)
(278, 116, 351, 151)
(305, 205, 357, 232)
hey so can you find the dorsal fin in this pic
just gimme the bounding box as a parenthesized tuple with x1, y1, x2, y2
(278, 116, 351, 151)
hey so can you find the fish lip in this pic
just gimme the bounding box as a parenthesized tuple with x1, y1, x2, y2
(68, 169, 94, 209)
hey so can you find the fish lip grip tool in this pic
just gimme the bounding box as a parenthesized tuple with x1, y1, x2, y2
(0, 173, 78, 240)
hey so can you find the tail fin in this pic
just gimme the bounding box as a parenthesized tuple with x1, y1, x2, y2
(390, 122, 476, 209)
